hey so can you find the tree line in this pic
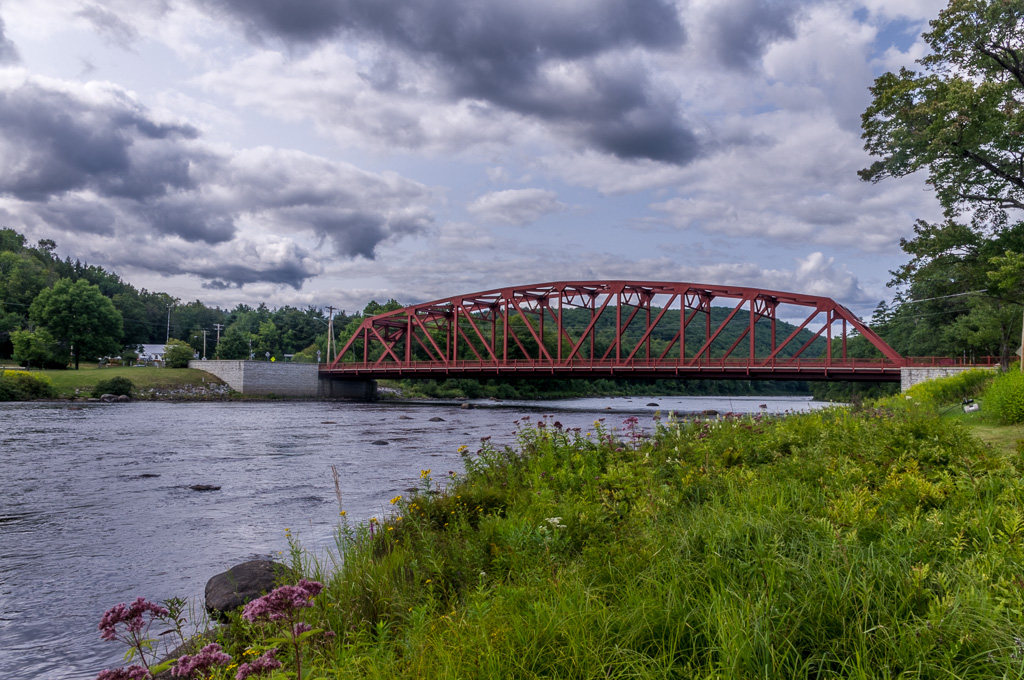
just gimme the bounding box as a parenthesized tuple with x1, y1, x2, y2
(0, 227, 394, 369)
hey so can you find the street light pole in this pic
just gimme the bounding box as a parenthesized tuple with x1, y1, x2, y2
(166, 304, 172, 343)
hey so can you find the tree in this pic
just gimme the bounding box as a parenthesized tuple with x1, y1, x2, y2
(861, 0, 1024, 224)
(163, 338, 194, 368)
(10, 328, 68, 369)
(253, 320, 281, 360)
(216, 324, 254, 360)
(881, 219, 1024, 366)
(29, 278, 123, 369)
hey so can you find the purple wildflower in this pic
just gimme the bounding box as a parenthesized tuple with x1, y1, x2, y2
(171, 643, 231, 677)
(293, 622, 313, 636)
(98, 598, 169, 642)
(96, 666, 149, 680)
(242, 580, 323, 623)
(235, 649, 282, 680)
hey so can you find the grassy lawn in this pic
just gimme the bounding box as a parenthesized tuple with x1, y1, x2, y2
(8, 365, 225, 398)
(940, 397, 1024, 454)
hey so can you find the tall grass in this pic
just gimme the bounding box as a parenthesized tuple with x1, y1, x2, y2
(904, 368, 995, 407)
(985, 370, 1024, 425)
(209, 405, 1024, 679)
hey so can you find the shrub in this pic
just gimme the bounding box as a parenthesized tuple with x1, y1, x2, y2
(0, 370, 56, 401)
(984, 369, 1024, 424)
(163, 339, 194, 369)
(93, 376, 135, 398)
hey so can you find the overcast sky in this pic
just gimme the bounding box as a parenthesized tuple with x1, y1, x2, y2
(0, 0, 945, 316)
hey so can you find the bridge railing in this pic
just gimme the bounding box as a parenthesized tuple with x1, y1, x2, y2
(903, 356, 1000, 367)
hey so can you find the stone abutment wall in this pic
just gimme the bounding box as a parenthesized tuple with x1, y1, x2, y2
(900, 366, 996, 392)
(190, 360, 376, 400)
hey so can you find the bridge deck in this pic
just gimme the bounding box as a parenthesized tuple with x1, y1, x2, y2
(320, 359, 906, 382)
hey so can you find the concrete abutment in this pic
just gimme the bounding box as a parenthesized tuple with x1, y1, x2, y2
(900, 366, 996, 392)
(189, 360, 376, 400)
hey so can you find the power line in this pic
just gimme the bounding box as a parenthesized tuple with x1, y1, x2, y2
(895, 289, 988, 306)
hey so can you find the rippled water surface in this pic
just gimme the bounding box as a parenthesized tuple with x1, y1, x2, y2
(0, 396, 827, 679)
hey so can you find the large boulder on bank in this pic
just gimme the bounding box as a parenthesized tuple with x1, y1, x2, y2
(204, 560, 290, 619)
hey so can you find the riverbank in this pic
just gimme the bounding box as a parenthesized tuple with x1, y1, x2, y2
(2, 364, 820, 403)
(102, 393, 1024, 679)
(0, 365, 231, 400)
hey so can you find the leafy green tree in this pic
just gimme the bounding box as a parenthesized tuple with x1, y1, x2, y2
(879, 219, 1024, 363)
(10, 328, 68, 368)
(861, 0, 1024, 225)
(292, 342, 321, 363)
(111, 290, 150, 346)
(0, 227, 26, 253)
(216, 324, 254, 360)
(253, 320, 281, 360)
(29, 278, 123, 369)
(163, 338, 194, 368)
(272, 306, 325, 355)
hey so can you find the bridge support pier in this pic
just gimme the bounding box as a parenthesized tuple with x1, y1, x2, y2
(318, 377, 378, 401)
(900, 366, 995, 392)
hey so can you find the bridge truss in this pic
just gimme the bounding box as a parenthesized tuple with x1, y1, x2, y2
(323, 281, 906, 382)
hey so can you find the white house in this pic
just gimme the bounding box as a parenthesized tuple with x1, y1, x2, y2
(135, 344, 168, 365)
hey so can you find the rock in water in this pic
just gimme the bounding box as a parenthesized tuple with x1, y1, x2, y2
(429, 417, 445, 422)
(190, 484, 221, 491)
(205, 560, 290, 620)
(371, 440, 389, 445)
(647, 402, 659, 407)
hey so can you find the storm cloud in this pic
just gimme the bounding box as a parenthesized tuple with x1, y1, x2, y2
(197, 0, 699, 164)
(704, 0, 800, 70)
(0, 81, 200, 203)
(0, 77, 436, 288)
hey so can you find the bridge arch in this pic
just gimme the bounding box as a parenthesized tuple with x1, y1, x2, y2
(323, 280, 905, 382)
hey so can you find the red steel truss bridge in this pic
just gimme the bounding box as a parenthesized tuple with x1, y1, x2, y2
(321, 281, 977, 383)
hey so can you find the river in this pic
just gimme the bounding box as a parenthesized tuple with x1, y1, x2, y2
(0, 395, 828, 679)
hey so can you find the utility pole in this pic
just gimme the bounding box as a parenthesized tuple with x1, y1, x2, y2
(326, 306, 335, 363)
(201, 330, 208, 360)
(212, 323, 223, 360)
(165, 304, 173, 343)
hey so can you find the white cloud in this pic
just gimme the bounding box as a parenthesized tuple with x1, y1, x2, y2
(466, 188, 566, 225)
